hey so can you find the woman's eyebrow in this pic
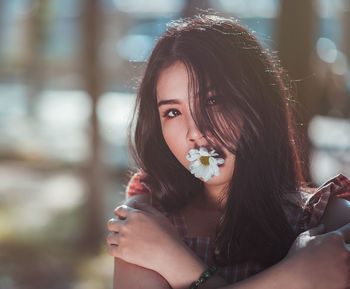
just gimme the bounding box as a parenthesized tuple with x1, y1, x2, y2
(157, 99, 182, 107)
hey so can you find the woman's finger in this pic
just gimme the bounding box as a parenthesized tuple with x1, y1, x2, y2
(107, 231, 120, 246)
(132, 201, 160, 216)
(107, 217, 121, 232)
(124, 194, 151, 209)
(114, 205, 130, 219)
(107, 243, 119, 257)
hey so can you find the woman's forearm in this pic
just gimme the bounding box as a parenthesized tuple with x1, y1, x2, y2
(114, 258, 171, 289)
(165, 252, 308, 289)
(114, 255, 308, 289)
(151, 229, 307, 289)
(159, 243, 228, 289)
(115, 194, 349, 289)
(205, 259, 308, 289)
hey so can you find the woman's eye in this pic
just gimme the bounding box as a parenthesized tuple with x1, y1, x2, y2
(207, 97, 217, 105)
(163, 109, 181, 119)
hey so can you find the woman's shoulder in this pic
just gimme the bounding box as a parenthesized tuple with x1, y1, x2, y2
(283, 173, 350, 233)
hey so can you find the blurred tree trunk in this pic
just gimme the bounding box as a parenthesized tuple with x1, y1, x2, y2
(342, 0, 350, 117)
(342, 0, 350, 62)
(26, 0, 49, 117)
(277, 0, 318, 182)
(82, 0, 104, 253)
(181, 0, 210, 17)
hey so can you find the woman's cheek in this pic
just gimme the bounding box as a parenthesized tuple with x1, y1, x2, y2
(161, 121, 188, 166)
(161, 121, 172, 143)
(162, 120, 183, 144)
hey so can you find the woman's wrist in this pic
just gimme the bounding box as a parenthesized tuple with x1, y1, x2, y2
(158, 242, 209, 289)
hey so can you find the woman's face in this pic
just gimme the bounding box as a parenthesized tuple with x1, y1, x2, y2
(156, 61, 238, 187)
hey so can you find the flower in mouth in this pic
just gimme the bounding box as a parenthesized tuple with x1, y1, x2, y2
(186, 147, 225, 182)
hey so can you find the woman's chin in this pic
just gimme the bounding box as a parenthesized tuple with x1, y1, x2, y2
(203, 174, 230, 186)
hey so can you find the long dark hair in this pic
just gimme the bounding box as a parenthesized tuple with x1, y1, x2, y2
(129, 13, 307, 267)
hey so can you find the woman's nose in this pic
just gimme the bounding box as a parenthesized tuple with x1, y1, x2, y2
(186, 117, 204, 142)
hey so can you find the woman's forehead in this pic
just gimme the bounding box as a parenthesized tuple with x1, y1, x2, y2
(156, 61, 215, 102)
(156, 61, 189, 100)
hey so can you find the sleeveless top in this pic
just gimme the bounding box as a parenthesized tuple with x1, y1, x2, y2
(125, 173, 350, 284)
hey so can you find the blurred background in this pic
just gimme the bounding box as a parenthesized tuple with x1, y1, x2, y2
(0, 0, 350, 288)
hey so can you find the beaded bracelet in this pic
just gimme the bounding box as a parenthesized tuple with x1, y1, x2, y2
(189, 265, 217, 289)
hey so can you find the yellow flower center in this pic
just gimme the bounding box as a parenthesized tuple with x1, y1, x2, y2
(199, 156, 210, 166)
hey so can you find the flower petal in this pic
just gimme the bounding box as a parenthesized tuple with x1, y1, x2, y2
(186, 149, 200, 161)
(203, 170, 213, 182)
(189, 160, 201, 171)
(188, 148, 199, 154)
(199, 147, 210, 156)
(192, 162, 203, 172)
(187, 146, 225, 182)
(213, 165, 220, 176)
(187, 154, 198, 161)
(194, 167, 204, 178)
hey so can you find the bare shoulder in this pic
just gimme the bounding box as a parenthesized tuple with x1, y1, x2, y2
(319, 196, 350, 232)
(114, 258, 170, 289)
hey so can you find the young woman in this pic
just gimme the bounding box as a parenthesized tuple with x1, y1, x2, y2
(107, 14, 350, 289)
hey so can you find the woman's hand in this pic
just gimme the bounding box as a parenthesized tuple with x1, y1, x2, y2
(107, 202, 181, 267)
(107, 199, 208, 288)
(284, 223, 350, 289)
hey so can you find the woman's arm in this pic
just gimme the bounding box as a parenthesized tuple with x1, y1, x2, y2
(112, 195, 172, 289)
(202, 259, 303, 289)
(112, 224, 349, 289)
(319, 196, 350, 232)
(109, 195, 229, 289)
(109, 195, 350, 289)
(203, 223, 350, 289)
(113, 258, 170, 289)
(112, 256, 304, 289)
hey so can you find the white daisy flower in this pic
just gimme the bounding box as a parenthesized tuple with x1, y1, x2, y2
(186, 147, 225, 182)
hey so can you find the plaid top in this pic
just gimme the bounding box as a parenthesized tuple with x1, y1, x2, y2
(126, 173, 350, 284)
